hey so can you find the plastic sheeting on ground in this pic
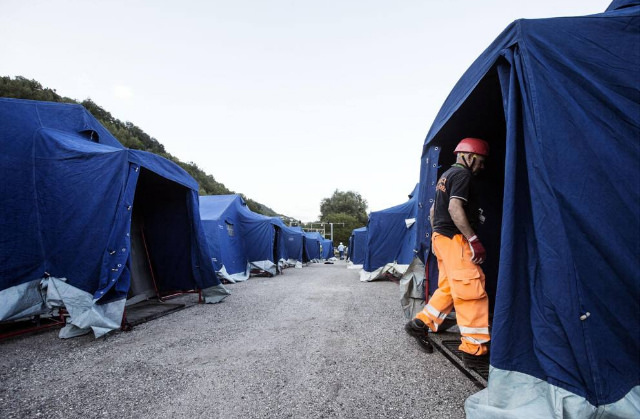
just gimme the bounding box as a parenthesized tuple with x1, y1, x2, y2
(398, 258, 427, 320)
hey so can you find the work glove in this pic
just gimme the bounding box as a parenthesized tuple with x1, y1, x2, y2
(467, 235, 486, 264)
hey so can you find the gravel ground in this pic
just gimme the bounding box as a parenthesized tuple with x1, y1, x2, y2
(0, 261, 479, 418)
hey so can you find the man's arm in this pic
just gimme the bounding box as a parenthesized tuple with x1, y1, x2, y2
(449, 198, 486, 264)
(448, 198, 475, 239)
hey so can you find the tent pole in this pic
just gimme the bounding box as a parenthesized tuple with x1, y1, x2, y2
(141, 227, 162, 300)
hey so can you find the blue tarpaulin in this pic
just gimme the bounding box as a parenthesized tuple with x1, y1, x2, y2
(270, 217, 304, 268)
(348, 227, 368, 265)
(199, 195, 251, 282)
(200, 194, 291, 277)
(321, 239, 334, 260)
(363, 184, 418, 274)
(415, 1, 639, 416)
(302, 231, 323, 262)
(0, 98, 229, 338)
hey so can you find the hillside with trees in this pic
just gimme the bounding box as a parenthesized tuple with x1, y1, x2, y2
(0, 76, 290, 219)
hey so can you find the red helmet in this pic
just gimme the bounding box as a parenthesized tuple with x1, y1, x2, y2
(454, 137, 489, 157)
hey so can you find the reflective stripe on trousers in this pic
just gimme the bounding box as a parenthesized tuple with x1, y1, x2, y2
(415, 232, 490, 356)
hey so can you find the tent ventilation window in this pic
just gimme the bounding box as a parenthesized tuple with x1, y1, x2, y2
(78, 129, 99, 142)
(226, 222, 234, 237)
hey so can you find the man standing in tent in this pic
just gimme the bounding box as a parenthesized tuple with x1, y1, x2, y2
(405, 137, 491, 365)
(337, 242, 345, 260)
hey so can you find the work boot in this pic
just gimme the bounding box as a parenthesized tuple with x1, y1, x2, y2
(404, 319, 433, 353)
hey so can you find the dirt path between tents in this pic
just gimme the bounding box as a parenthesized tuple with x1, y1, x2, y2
(0, 261, 478, 418)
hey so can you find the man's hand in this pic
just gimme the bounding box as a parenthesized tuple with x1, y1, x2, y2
(467, 235, 486, 264)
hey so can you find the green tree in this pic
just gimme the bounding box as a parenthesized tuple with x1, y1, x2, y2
(321, 213, 360, 248)
(319, 190, 368, 245)
(320, 190, 368, 225)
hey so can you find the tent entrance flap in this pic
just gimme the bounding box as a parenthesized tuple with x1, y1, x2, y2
(128, 212, 159, 306)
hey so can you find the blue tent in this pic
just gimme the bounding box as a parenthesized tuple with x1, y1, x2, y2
(236, 204, 280, 276)
(302, 231, 323, 262)
(200, 194, 283, 277)
(415, 1, 639, 416)
(291, 225, 312, 263)
(348, 227, 368, 265)
(199, 195, 251, 282)
(270, 218, 304, 268)
(321, 239, 334, 260)
(362, 184, 418, 279)
(0, 98, 229, 338)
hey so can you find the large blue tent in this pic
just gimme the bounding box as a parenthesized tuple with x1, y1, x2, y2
(361, 184, 418, 281)
(270, 217, 304, 268)
(199, 195, 252, 282)
(302, 231, 323, 262)
(236, 204, 280, 276)
(0, 98, 229, 338)
(321, 239, 334, 260)
(200, 194, 285, 277)
(348, 227, 368, 266)
(415, 1, 639, 416)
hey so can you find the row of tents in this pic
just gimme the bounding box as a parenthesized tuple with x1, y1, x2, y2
(0, 97, 334, 339)
(347, 1, 639, 417)
(200, 194, 333, 282)
(1, 1, 637, 415)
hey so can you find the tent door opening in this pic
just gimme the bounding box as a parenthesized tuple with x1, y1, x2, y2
(128, 167, 197, 301)
(273, 226, 281, 273)
(429, 67, 506, 316)
(123, 167, 196, 327)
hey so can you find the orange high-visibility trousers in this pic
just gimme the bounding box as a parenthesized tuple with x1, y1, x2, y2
(415, 232, 490, 355)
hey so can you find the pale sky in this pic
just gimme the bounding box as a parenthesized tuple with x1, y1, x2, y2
(1, 0, 611, 221)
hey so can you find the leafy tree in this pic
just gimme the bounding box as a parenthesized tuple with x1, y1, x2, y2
(319, 190, 368, 245)
(0, 76, 72, 103)
(320, 190, 368, 225)
(321, 213, 359, 247)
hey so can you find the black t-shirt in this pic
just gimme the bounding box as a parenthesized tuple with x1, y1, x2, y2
(432, 165, 479, 238)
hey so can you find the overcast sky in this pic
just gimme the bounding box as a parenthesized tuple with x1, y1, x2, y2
(2, 0, 611, 221)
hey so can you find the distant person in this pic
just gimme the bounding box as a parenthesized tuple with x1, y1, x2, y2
(337, 242, 345, 260)
(405, 137, 491, 366)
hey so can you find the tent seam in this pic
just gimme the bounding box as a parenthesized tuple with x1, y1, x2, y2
(32, 106, 47, 272)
